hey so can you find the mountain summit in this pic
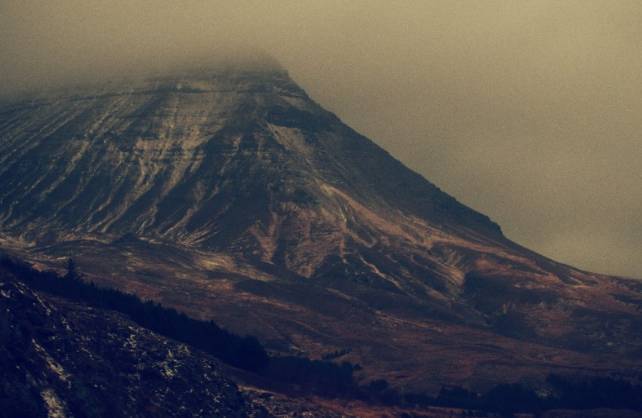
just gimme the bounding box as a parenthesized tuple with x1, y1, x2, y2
(1, 59, 641, 391)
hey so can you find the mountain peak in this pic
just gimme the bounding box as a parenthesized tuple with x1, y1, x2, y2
(0, 60, 502, 279)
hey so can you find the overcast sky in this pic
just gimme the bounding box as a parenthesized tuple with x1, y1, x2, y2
(1, 1, 640, 277)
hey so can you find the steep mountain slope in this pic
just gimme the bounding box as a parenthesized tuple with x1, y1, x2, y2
(0, 62, 498, 269)
(1, 58, 641, 392)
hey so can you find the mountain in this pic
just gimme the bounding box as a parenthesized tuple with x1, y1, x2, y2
(1, 57, 641, 393)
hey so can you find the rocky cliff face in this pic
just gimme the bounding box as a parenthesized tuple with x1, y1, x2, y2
(1, 59, 641, 392)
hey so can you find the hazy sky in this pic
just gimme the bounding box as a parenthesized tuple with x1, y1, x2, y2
(1, 1, 640, 277)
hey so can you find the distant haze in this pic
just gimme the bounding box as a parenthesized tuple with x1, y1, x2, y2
(1, 1, 640, 277)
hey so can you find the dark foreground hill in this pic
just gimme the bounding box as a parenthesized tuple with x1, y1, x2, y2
(1, 254, 373, 417)
(3, 253, 642, 417)
(0, 260, 264, 417)
(1, 57, 641, 395)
